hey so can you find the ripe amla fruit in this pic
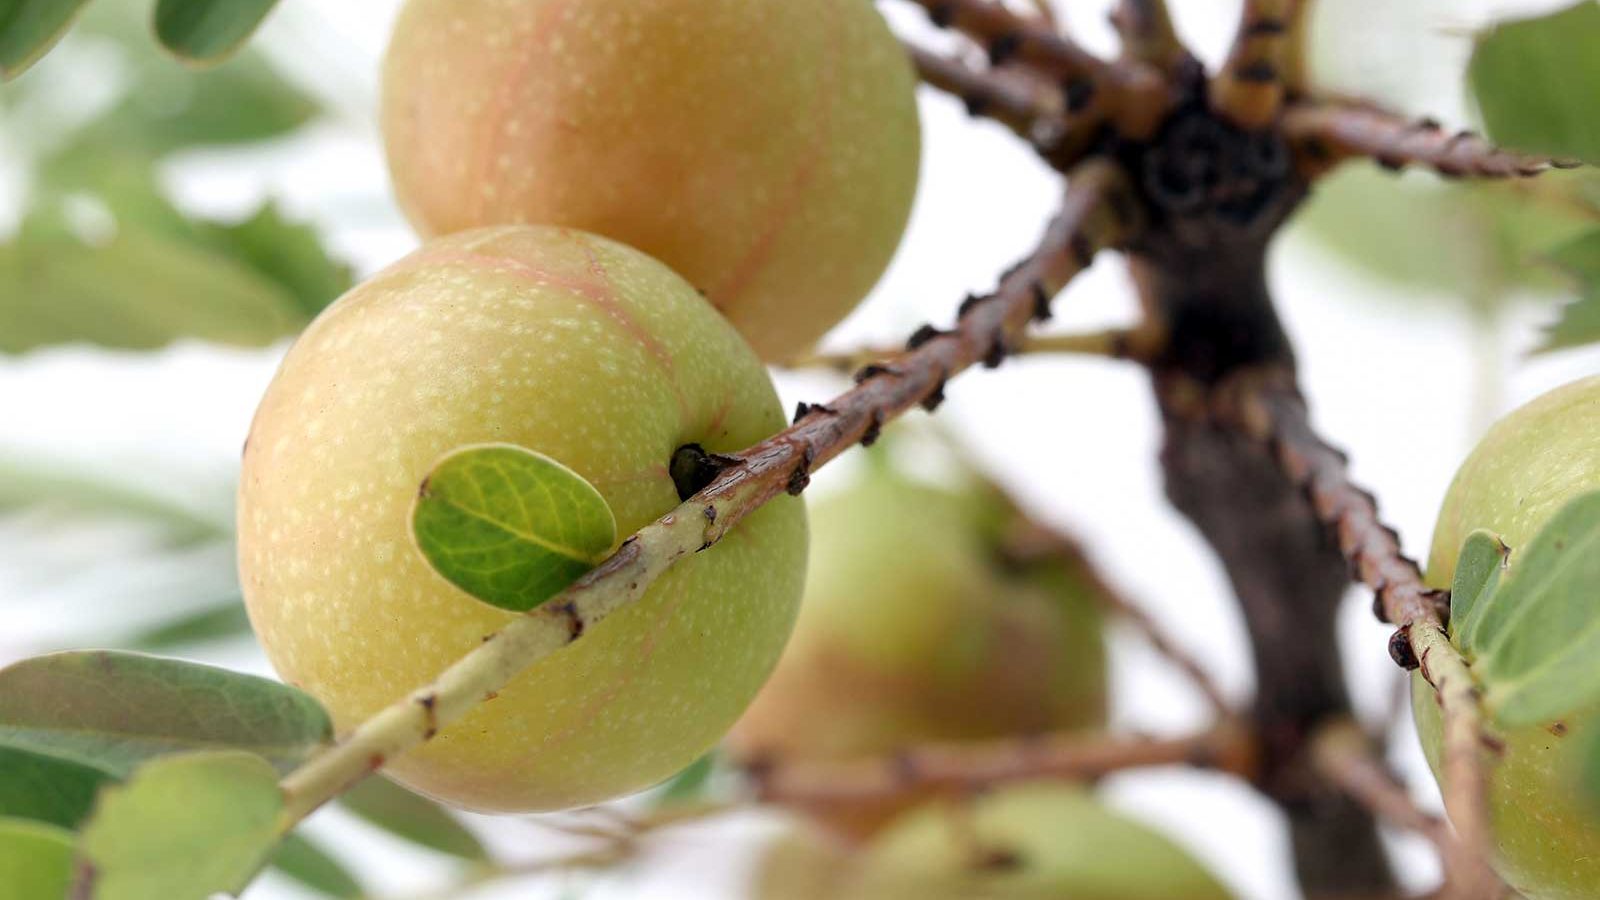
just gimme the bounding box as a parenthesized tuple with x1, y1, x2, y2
(728, 463, 1108, 832)
(239, 224, 807, 813)
(755, 783, 1235, 899)
(381, 0, 922, 362)
(1412, 375, 1600, 899)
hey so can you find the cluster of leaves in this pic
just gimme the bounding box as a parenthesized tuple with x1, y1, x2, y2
(1299, 1, 1600, 353)
(1, 0, 279, 80)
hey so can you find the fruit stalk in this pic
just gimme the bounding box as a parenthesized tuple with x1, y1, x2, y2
(275, 161, 1134, 830)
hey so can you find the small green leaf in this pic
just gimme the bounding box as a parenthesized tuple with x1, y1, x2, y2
(1471, 2, 1600, 164)
(0, 744, 115, 829)
(0, 816, 75, 899)
(122, 600, 253, 651)
(654, 752, 716, 807)
(412, 444, 618, 613)
(1540, 229, 1600, 353)
(269, 833, 363, 899)
(1448, 530, 1509, 655)
(0, 650, 332, 776)
(1464, 492, 1600, 726)
(339, 777, 489, 862)
(200, 201, 354, 318)
(153, 0, 279, 65)
(0, 0, 91, 80)
(78, 750, 283, 900)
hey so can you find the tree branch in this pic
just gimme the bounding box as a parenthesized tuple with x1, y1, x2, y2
(274, 160, 1139, 831)
(1283, 100, 1582, 179)
(997, 516, 1234, 719)
(1215, 373, 1504, 899)
(1109, 0, 1191, 75)
(749, 724, 1257, 810)
(1308, 720, 1484, 898)
(1212, 0, 1299, 129)
(780, 326, 1154, 375)
(901, 0, 1171, 138)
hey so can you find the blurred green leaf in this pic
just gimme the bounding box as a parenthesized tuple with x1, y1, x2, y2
(1448, 530, 1508, 656)
(269, 833, 364, 899)
(1471, 2, 1600, 164)
(1293, 163, 1595, 307)
(340, 776, 489, 862)
(1540, 229, 1600, 352)
(0, 0, 90, 80)
(0, 650, 331, 775)
(200, 201, 353, 317)
(1462, 492, 1600, 726)
(153, 0, 279, 65)
(0, 816, 75, 899)
(123, 598, 252, 651)
(0, 744, 115, 828)
(0, 448, 232, 542)
(0, 221, 310, 353)
(412, 444, 617, 613)
(79, 750, 283, 900)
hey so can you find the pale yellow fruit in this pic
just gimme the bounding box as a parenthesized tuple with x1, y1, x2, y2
(754, 784, 1235, 900)
(239, 224, 807, 813)
(381, 0, 922, 361)
(1413, 375, 1600, 899)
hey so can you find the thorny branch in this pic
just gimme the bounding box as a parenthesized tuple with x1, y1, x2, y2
(275, 160, 1137, 830)
(781, 325, 1156, 374)
(748, 724, 1257, 809)
(1284, 101, 1582, 179)
(1204, 373, 1503, 897)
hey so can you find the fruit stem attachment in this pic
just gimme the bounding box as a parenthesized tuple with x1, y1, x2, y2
(274, 162, 1136, 831)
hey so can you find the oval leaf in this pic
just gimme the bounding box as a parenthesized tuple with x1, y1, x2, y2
(1463, 491, 1600, 726)
(412, 444, 617, 613)
(1471, 1, 1600, 164)
(0, 650, 332, 776)
(339, 777, 488, 862)
(1448, 529, 1510, 655)
(153, 0, 279, 65)
(78, 750, 283, 900)
(0, 816, 75, 899)
(0, 744, 116, 829)
(269, 833, 363, 899)
(0, 0, 91, 80)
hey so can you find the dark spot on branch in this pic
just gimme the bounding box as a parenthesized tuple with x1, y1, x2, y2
(1235, 61, 1278, 84)
(793, 401, 834, 425)
(368, 753, 386, 770)
(670, 443, 741, 501)
(1548, 721, 1569, 738)
(703, 505, 717, 524)
(984, 329, 1010, 369)
(1388, 627, 1419, 671)
(861, 410, 885, 448)
(417, 693, 439, 739)
(964, 95, 993, 118)
(553, 601, 584, 640)
(1069, 232, 1095, 268)
(907, 324, 948, 350)
(958, 293, 988, 318)
(922, 370, 949, 412)
(787, 445, 816, 497)
(1245, 18, 1286, 36)
(1031, 282, 1053, 322)
(928, 2, 956, 28)
(417, 477, 432, 499)
(854, 363, 899, 385)
(988, 32, 1022, 67)
(1064, 78, 1095, 113)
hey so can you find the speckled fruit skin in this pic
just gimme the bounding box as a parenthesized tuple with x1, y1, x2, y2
(756, 784, 1235, 900)
(380, 0, 921, 362)
(729, 468, 1107, 834)
(239, 224, 807, 813)
(1412, 375, 1600, 899)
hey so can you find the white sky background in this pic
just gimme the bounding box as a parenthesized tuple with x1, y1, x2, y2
(2, 1, 1599, 898)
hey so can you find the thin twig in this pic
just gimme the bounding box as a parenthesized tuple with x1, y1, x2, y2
(274, 160, 1139, 831)
(903, 0, 1171, 138)
(750, 724, 1256, 809)
(1281, 0, 1314, 97)
(906, 42, 1069, 155)
(1109, 0, 1191, 74)
(1202, 371, 1503, 899)
(781, 326, 1149, 374)
(1284, 100, 1582, 179)
(1212, 0, 1298, 128)
(1309, 720, 1483, 897)
(998, 518, 1233, 719)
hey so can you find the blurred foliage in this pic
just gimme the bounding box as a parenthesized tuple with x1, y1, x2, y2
(269, 833, 365, 899)
(339, 776, 491, 863)
(0, 7, 350, 355)
(1544, 231, 1600, 352)
(1293, 0, 1600, 356)
(0, 0, 279, 81)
